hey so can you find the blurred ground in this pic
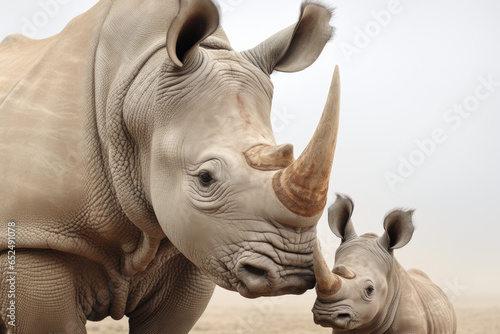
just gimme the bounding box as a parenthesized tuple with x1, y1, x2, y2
(87, 305, 500, 333)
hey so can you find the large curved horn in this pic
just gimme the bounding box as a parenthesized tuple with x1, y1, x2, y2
(314, 240, 341, 296)
(272, 66, 341, 217)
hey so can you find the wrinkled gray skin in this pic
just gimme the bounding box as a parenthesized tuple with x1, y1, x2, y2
(312, 196, 457, 334)
(0, 0, 340, 333)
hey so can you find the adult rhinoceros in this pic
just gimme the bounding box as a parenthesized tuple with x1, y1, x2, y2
(0, 0, 340, 333)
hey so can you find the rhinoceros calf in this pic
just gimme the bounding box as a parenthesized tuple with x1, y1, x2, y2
(0, 0, 341, 333)
(312, 195, 457, 334)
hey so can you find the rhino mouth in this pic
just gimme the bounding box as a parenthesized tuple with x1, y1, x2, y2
(234, 253, 315, 298)
(312, 301, 358, 330)
(204, 226, 316, 298)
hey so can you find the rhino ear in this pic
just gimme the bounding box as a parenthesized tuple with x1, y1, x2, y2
(379, 210, 415, 251)
(166, 0, 220, 67)
(241, 2, 334, 74)
(328, 195, 357, 242)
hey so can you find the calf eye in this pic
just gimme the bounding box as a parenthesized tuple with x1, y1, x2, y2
(199, 172, 213, 186)
(365, 285, 375, 296)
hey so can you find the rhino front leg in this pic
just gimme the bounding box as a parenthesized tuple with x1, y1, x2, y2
(128, 256, 215, 334)
(0, 250, 86, 334)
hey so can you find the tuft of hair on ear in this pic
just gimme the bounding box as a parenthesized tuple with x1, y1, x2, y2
(301, 0, 336, 41)
(334, 192, 354, 204)
(382, 208, 416, 251)
(383, 207, 415, 222)
(333, 193, 355, 222)
(383, 208, 416, 233)
(407, 209, 416, 229)
(328, 193, 357, 241)
(301, 0, 335, 16)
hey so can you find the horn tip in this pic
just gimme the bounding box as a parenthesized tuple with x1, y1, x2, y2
(333, 64, 340, 85)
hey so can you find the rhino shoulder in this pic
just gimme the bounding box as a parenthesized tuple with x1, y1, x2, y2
(407, 268, 431, 280)
(1, 33, 32, 46)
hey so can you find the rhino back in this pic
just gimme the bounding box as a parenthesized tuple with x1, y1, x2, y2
(0, 5, 110, 220)
(0, 0, 181, 220)
(408, 269, 457, 333)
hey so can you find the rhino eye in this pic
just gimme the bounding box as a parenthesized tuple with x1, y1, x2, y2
(199, 172, 213, 186)
(365, 285, 375, 296)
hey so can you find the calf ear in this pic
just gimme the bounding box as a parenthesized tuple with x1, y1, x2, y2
(379, 210, 415, 251)
(166, 0, 220, 67)
(241, 2, 334, 74)
(328, 195, 357, 242)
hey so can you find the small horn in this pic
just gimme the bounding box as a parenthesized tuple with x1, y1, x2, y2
(314, 240, 342, 296)
(244, 143, 294, 171)
(332, 264, 356, 279)
(272, 66, 341, 217)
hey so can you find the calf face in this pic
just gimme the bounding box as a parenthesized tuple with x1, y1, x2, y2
(312, 195, 414, 332)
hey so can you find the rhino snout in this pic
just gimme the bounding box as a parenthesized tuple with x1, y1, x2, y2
(313, 300, 357, 330)
(235, 255, 315, 298)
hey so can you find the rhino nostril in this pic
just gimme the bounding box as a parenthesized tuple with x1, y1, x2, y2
(235, 262, 272, 296)
(243, 264, 268, 278)
(337, 313, 351, 320)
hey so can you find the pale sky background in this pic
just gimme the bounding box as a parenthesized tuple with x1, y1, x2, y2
(1, 0, 499, 320)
